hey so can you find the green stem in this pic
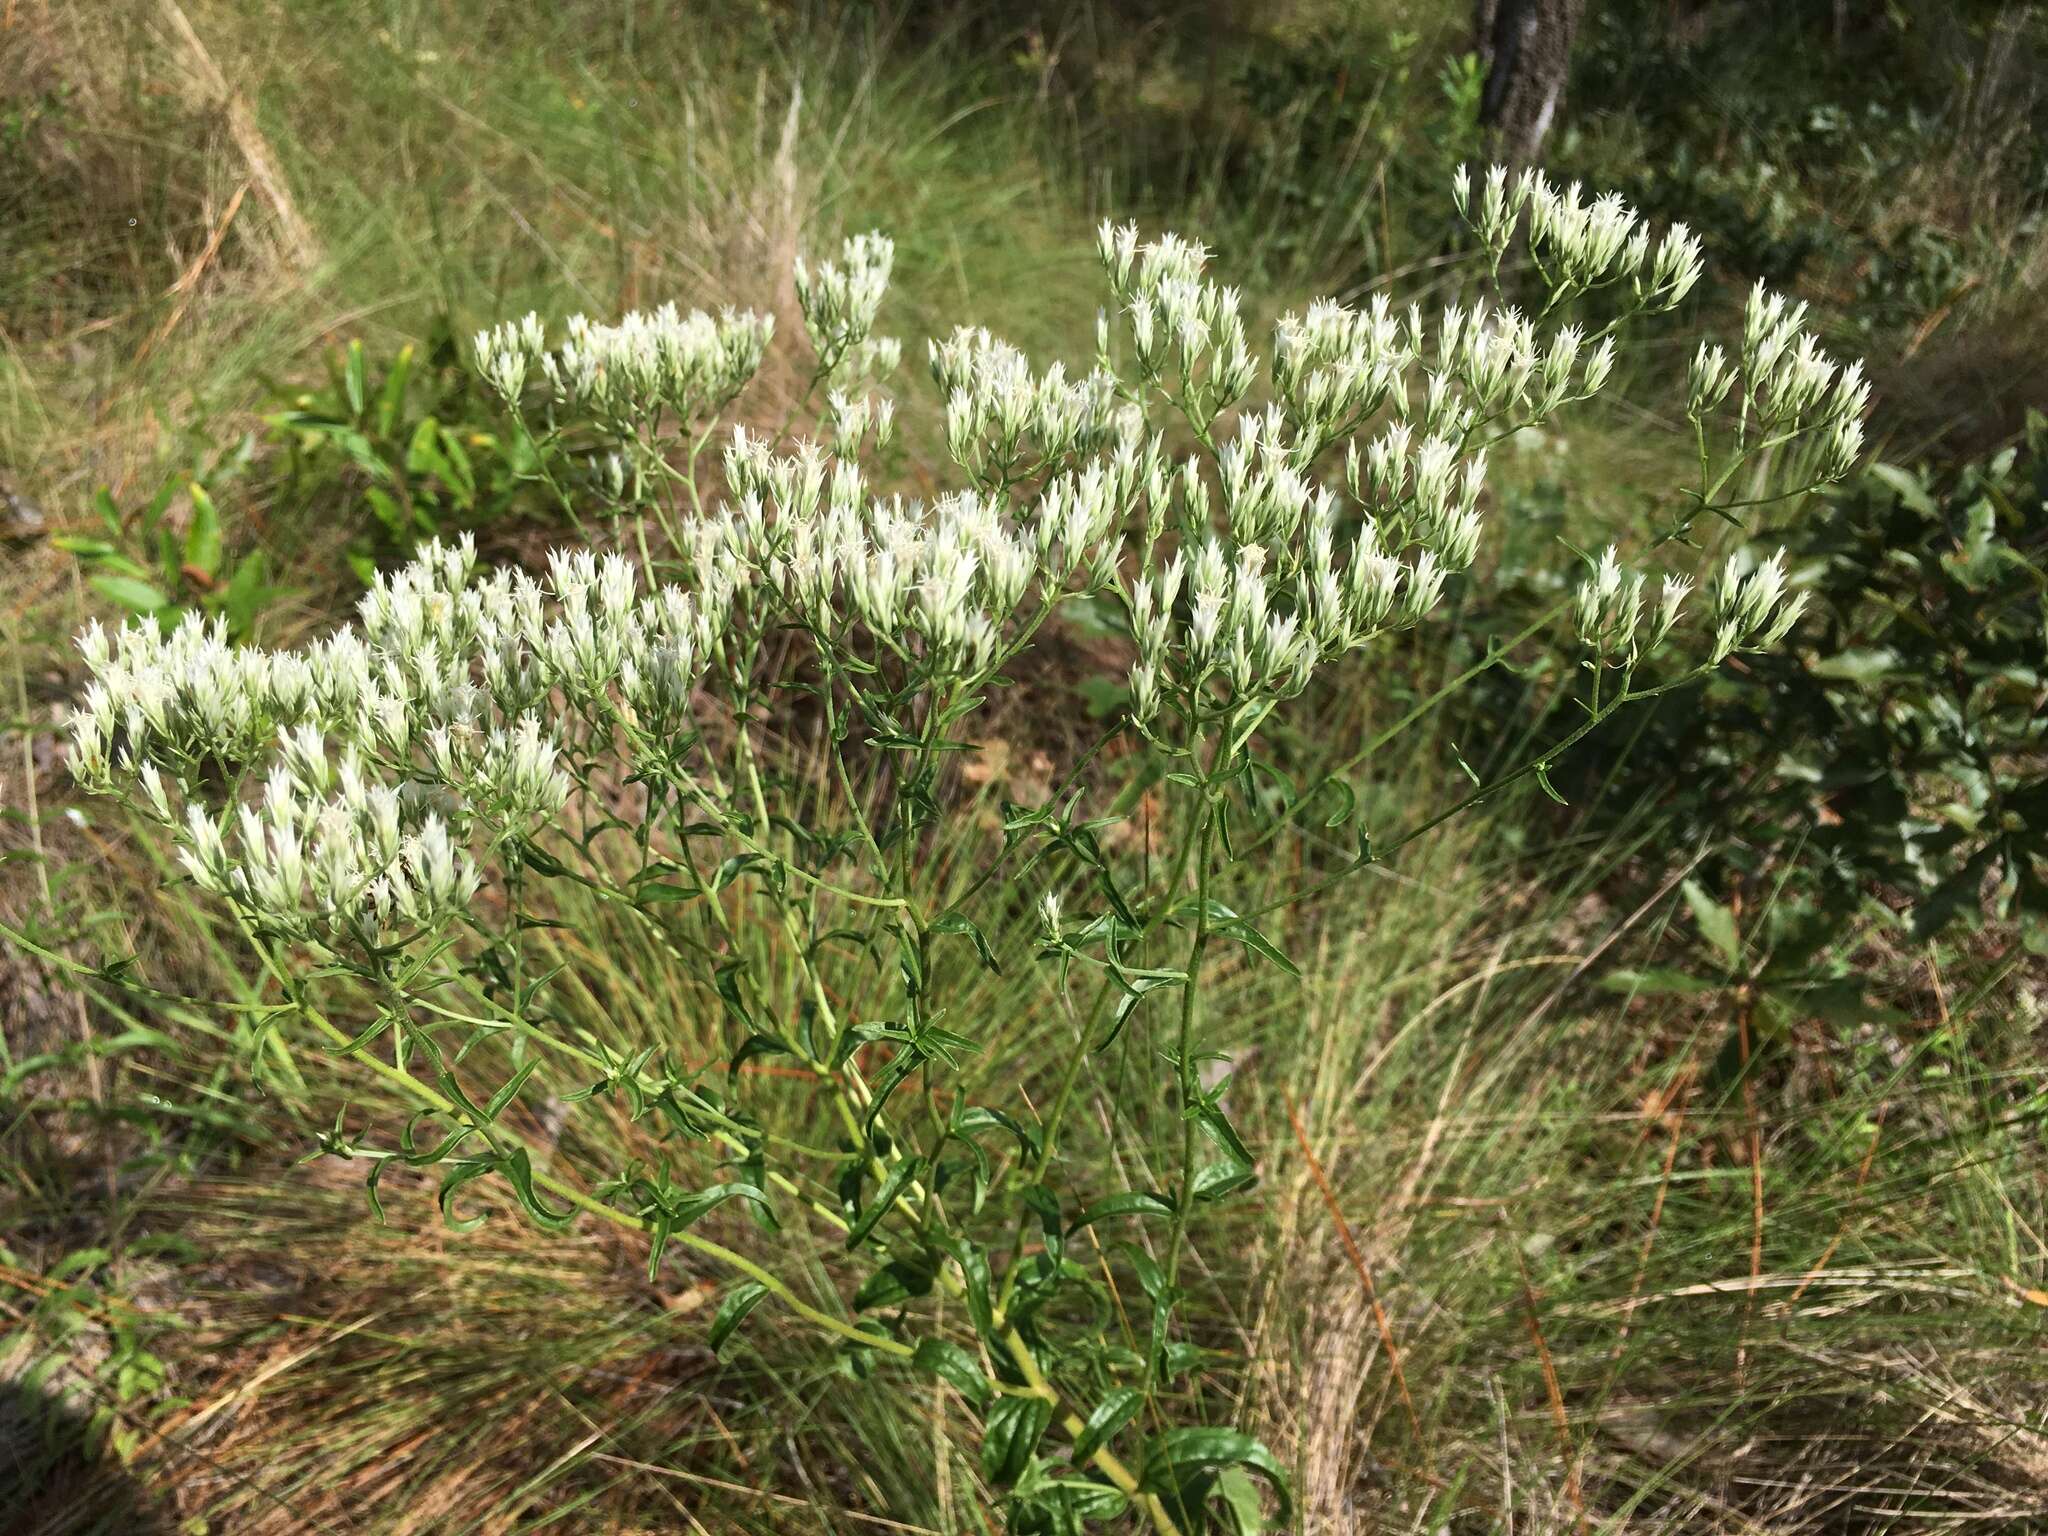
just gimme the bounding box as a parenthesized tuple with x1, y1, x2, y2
(1159, 799, 1218, 1310)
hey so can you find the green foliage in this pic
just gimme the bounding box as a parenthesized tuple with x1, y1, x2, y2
(266, 324, 554, 578)
(55, 438, 282, 642)
(1221, 23, 1481, 282)
(26, 4, 2046, 1528)
(1605, 414, 2048, 960)
(0, 1244, 173, 1464)
(1572, 0, 2048, 337)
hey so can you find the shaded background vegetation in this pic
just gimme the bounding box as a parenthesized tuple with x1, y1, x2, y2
(3, 2, 2043, 1533)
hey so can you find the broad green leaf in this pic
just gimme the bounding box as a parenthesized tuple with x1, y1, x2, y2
(980, 1392, 1053, 1486)
(436, 427, 477, 506)
(853, 1258, 935, 1311)
(51, 535, 118, 558)
(1213, 1466, 1267, 1535)
(89, 575, 170, 614)
(1141, 1427, 1295, 1526)
(1866, 462, 1936, 516)
(407, 416, 451, 481)
(1809, 647, 1899, 684)
(1071, 1385, 1143, 1464)
(934, 1233, 995, 1343)
(846, 1156, 924, 1249)
(222, 553, 270, 638)
(363, 486, 407, 536)
(911, 1336, 992, 1410)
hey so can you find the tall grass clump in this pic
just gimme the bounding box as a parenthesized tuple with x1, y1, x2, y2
(59, 163, 1870, 1533)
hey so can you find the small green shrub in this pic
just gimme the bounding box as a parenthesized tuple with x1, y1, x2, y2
(66, 168, 1863, 1533)
(56, 439, 281, 643)
(266, 325, 558, 577)
(1611, 416, 2048, 962)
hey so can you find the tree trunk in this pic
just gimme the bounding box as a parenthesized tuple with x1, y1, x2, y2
(1474, 0, 1586, 166)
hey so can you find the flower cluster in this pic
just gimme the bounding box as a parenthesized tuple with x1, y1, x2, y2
(1573, 547, 1692, 667)
(1709, 547, 1808, 662)
(716, 423, 1135, 681)
(475, 304, 775, 425)
(1341, 421, 1487, 570)
(1125, 513, 1432, 726)
(825, 389, 897, 457)
(931, 326, 1125, 482)
(794, 231, 902, 382)
(68, 170, 1876, 1519)
(79, 169, 1872, 949)
(1686, 282, 1869, 479)
(1572, 539, 1809, 671)
(1098, 223, 1257, 419)
(1269, 295, 1410, 447)
(1454, 163, 1703, 310)
(1255, 272, 1621, 482)
(67, 535, 735, 945)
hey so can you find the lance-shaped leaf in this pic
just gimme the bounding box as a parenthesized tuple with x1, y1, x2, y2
(1172, 898, 1300, 976)
(708, 1281, 770, 1354)
(846, 1156, 925, 1249)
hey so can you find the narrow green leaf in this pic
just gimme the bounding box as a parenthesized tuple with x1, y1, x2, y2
(500, 1148, 575, 1232)
(1070, 1191, 1175, 1231)
(1071, 1385, 1143, 1464)
(708, 1281, 770, 1354)
(953, 1103, 1041, 1164)
(344, 338, 367, 417)
(729, 1032, 794, 1072)
(436, 1158, 497, 1232)
(1599, 967, 1721, 997)
(1174, 899, 1300, 976)
(846, 1156, 924, 1249)
(483, 1057, 543, 1122)
(930, 909, 1001, 973)
(375, 342, 413, 437)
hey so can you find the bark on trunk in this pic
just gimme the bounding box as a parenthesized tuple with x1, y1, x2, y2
(1474, 0, 1586, 166)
